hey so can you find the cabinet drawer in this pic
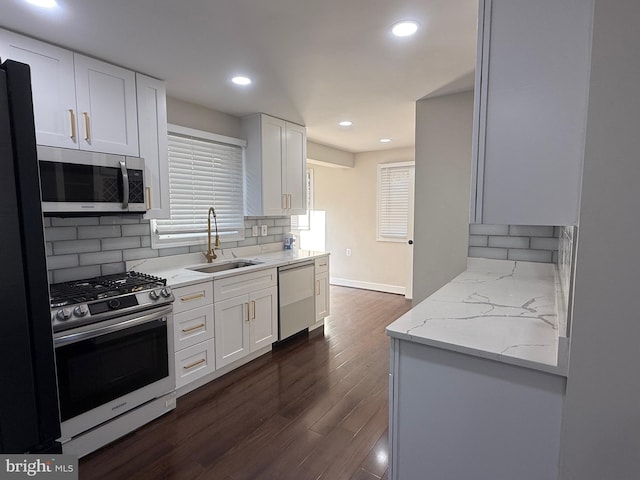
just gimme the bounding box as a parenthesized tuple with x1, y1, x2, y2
(174, 304, 214, 351)
(214, 268, 277, 302)
(315, 256, 329, 274)
(175, 340, 215, 389)
(172, 281, 213, 314)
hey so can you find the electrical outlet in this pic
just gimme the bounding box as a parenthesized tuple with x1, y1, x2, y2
(261, 225, 268, 236)
(346, 248, 352, 256)
(252, 225, 259, 236)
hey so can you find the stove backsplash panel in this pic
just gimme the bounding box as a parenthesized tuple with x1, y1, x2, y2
(44, 216, 291, 284)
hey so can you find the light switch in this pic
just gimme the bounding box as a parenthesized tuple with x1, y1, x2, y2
(252, 226, 259, 236)
(261, 225, 268, 236)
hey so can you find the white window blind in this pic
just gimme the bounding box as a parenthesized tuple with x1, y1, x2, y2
(377, 162, 413, 242)
(152, 128, 245, 248)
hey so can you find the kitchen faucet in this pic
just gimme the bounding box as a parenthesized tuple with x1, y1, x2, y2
(204, 206, 220, 263)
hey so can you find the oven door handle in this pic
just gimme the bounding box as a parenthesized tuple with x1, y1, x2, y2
(54, 305, 173, 347)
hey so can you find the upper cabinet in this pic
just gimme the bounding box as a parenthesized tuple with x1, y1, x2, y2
(243, 113, 307, 216)
(471, 0, 593, 225)
(0, 29, 139, 156)
(136, 73, 169, 219)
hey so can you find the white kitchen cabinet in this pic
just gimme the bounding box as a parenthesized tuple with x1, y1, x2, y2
(243, 113, 307, 216)
(74, 54, 138, 156)
(136, 73, 169, 219)
(0, 28, 139, 156)
(314, 256, 330, 323)
(172, 282, 215, 389)
(214, 268, 278, 369)
(0, 30, 77, 149)
(471, 0, 593, 225)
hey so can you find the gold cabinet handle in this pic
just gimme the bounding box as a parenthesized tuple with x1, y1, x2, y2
(182, 323, 206, 333)
(282, 194, 287, 210)
(83, 112, 90, 141)
(180, 293, 205, 302)
(68, 109, 76, 140)
(287, 194, 292, 209)
(245, 303, 250, 322)
(251, 300, 256, 319)
(183, 358, 206, 370)
(146, 187, 151, 209)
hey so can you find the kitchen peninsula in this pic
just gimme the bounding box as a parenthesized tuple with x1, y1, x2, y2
(386, 258, 569, 480)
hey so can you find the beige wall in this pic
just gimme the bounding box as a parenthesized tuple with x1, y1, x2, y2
(307, 141, 355, 168)
(312, 146, 414, 294)
(412, 90, 473, 304)
(167, 96, 242, 138)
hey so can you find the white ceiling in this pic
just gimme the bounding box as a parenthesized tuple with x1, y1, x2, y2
(2, 0, 478, 153)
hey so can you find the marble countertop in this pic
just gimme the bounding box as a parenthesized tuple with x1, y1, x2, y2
(126, 247, 328, 288)
(386, 258, 568, 376)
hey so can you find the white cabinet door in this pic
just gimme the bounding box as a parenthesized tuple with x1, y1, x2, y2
(315, 271, 329, 322)
(74, 54, 139, 156)
(285, 121, 306, 214)
(260, 115, 286, 215)
(249, 286, 278, 351)
(471, 0, 592, 225)
(0, 30, 78, 149)
(136, 73, 169, 219)
(214, 295, 250, 369)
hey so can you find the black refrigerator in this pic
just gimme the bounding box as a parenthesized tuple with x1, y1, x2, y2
(0, 59, 61, 453)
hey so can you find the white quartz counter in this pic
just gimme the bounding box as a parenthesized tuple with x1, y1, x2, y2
(126, 247, 328, 288)
(386, 258, 568, 376)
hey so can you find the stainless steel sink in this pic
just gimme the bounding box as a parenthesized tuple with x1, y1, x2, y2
(187, 260, 260, 274)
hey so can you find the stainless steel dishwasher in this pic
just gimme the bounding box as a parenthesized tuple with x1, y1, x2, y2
(278, 261, 315, 340)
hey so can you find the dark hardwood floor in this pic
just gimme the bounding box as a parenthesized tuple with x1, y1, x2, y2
(79, 286, 412, 480)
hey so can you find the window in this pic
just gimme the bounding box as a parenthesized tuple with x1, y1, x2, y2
(151, 125, 246, 249)
(377, 162, 414, 242)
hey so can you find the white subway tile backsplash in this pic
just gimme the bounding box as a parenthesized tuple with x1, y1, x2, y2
(469, 246, 508, 260)
(468, 235, 488, 247)
(53, 239, 101, 255)
(43, 217, 51, 227)
(101, 236, 141, 251)
(45, 227, 77, 242)
(79, 250, 123, 266)
(47, 254, 79, 270)
(469, 224, 509, 236)
(509, 225, 554, 237)
(99, 216, 141, 225)
(122, 247, 159, 261)
(78, 225, 122, 239)
(238, 237, 258, 247)
(121, 223, 151, 237)
(488, 235, 530, 249)
(45, 242, 53, 256)
(507, 249, 553, 263)
(52, 265, 101, 284)
(51, 217, 99, 227)
(276, 218, 291, 227)
(158, 247, 190, 257)
(530, 237, 560, 251)
(101, 262, 126, 276)
(141, 235, 151, 248)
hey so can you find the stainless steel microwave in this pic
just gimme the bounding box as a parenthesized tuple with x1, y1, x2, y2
(37, 146, 146, 215)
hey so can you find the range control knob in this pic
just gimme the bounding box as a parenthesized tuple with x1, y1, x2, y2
(108, 299, 121, 309)
(74, 305, 89, 317)
(149, 290, 160, 300)
(160, 287, 172, 298)
(56, 308, 72, 321)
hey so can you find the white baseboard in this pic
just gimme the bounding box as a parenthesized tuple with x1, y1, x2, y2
(330, 277, 406, 295)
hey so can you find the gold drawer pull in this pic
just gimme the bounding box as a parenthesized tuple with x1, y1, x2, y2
(68, 109, 76, 140)
(180, 293, 205, 302)
(182, 323, 206, 333)
(183, 358, 206, 370)
(83, 112, 90, 141)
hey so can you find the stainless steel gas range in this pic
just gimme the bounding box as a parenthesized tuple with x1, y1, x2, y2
(50, 271, 176, 458)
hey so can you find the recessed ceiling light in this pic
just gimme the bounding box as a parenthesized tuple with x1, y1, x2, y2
(392, 21, 419, 37)
(231, 76, 252, 86)
(338, 121, 353, 127)
(380, 138, 392, 143)
(25, 0, 57, 7)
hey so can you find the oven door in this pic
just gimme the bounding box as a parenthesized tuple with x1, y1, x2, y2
(38, 145, 146, 214)
(54, 305, 175, 441)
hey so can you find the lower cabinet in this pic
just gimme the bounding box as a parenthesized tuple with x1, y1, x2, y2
(213, 268, 278, 370)
(172, 282, 215, 389)
(315, 256, 330, 323)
